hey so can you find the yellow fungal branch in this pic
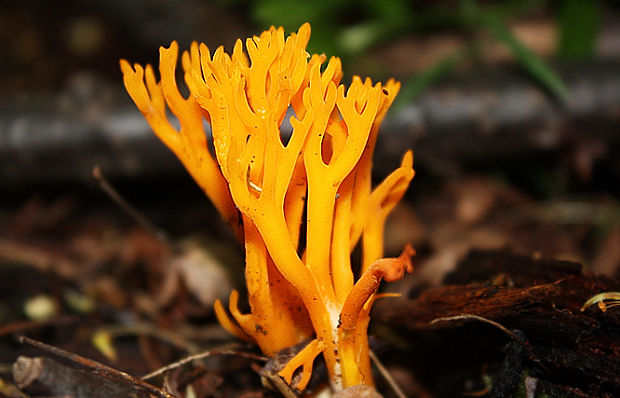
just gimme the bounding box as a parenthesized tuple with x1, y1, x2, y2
(580, 292, 620, 312)
(120, 48, 241, 240)
(121, 23, 415, 393)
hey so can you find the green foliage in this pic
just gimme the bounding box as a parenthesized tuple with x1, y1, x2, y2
(251, 0, 412, 58)
(476, 6, 570, 100)
(234, 0, 594, 102)
(557, 0, 601, 60)
(395, 50, 465, 107)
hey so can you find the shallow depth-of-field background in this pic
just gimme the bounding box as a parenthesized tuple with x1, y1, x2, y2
(1, 1, 620, 397)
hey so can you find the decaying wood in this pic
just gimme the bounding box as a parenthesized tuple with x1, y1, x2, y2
(17, 336, 178, 398)
(376, 250, 620, 397)
(12, 356, 152, 398)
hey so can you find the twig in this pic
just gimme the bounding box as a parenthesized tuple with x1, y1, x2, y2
(0, 363, 12, 374)
(13, 356, 151, 398)
(0, 316, 77, 338)
(92, 166, 169, 243)
(0, 238, 77, 278)
(18, 335, 178, 398)
(369, 349, 407, 398)
(429, 314, 527, 345)
(261, 370, 298, 398)
(95, 323, 202, 354)
(142, 348, 268, 381)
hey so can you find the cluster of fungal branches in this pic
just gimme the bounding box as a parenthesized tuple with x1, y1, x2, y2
(121, 23, 414, 392)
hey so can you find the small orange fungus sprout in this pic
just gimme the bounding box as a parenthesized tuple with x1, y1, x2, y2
(121, 23, 415, 392)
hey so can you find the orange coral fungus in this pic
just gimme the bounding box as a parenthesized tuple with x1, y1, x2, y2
(121, 23, 415, 392)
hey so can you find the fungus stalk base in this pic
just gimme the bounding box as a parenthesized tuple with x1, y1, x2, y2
(293, 301, 373, 391)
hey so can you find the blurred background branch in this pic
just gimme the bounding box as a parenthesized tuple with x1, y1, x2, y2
(1, 0, 619, 200)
